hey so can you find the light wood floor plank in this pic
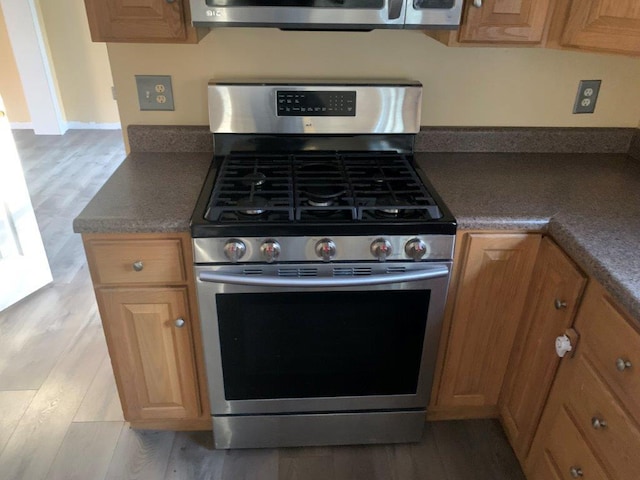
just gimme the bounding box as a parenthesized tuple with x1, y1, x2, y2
(74, 356, 124, 423)
(105, 427, 176, 480)
(221, 448, 279, 480)
(163, 431, 225, 480)
(45, 421, 123, 480)
(385, 423, 451, 480)
(0, 390, 36, 455)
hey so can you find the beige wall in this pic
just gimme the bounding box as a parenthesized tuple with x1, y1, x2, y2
(108, 28, 640, 136)
(0, 5, 30, 123)
(0, 1, 119, 126)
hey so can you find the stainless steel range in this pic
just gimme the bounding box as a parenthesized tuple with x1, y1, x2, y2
(191, 80, 456, 449)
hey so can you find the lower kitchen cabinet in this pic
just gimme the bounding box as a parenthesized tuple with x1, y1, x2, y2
(430, 231, 541, 418)
(500, 237, 587, 464)
(526, 281, 640, 480)
(82, 233, 211, 430)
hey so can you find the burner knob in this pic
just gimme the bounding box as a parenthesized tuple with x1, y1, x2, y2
(315, 238, 337, 262)
(260, 239, 281, 263)
(405, 238, 428, 261)
(370, 238, 393, 261)
(223, 239, 246, 263)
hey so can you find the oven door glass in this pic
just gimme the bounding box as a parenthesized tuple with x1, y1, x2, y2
(216, 289, 430, 400)
(206, 1, 384, 8)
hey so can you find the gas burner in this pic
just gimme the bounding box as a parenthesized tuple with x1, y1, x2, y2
(300, 186, 347, 208)
(242, 172, 267, 187)
(238, 196, 268, 216)
(375, 196, 408, 217)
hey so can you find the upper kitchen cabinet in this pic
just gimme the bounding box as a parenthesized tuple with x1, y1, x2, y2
(83, 0, 207, 43)
(426, 0, 555, 46)
(547, 0, 640, 56)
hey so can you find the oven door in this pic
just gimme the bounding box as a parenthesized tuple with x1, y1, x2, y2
(195, 261, 451, 416)
(190, 0, 407, 29)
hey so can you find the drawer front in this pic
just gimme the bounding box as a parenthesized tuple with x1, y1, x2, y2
(565, 353, 640, 480)
(87, 239, 187, 285)
(575, 284, 640, 422)
(532, 404, 609, 480)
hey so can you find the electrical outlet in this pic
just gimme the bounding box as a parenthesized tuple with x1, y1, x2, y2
(135, 75, 174, 111)
(573, 80, 601, 114)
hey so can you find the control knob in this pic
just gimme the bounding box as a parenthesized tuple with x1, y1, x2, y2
(315, 238, 337, 262)
(370, 238, 392, 261)
(223, 239, 246, 263)
(405, 238, 428, 261)
(260, 239, 281, 263)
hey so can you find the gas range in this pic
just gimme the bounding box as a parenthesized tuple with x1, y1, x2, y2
(190, 80, 456, 449)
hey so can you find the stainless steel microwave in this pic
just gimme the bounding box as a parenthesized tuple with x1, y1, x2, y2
(189, 0, 463, 30)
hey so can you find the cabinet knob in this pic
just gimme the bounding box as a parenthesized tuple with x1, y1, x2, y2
(555, 334, 573, 358)
(166, 0, 176, 3)
(616, 357, 632, 371)
(591, 417, 607, 430)
(132, 261, 144, 272)
(175, 318, 185, 328)
(473, 0, 482, 7)
(554, 299, 567, 310)
(570, 467, 584, 478)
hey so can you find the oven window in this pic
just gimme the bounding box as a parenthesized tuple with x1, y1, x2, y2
(216, 290, 430, 400)
(206, 1, 384, 8)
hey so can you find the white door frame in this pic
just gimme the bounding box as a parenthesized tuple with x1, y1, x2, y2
(0, 0, 67, 135)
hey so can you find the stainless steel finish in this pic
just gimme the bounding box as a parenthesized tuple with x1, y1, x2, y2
(223, 239, 246, 263)
(405, 238, 427, 261)
(570, 467, 584, 478)
(554, 299, 568, 309)
(175, 318, 185, 328)
(199, 264, 449, 288)
(190, 1, 407, 28)
(616, 357, 632, 371)
(473, 0, 482, 7)
(194, 235, 455, 264)
(259, 239, 281, 263)
(405, 0, 463, 28)
(132, 261, 144, 272)
(212, 410, 425, 449)
(315, 238, 337, 262)
(591, 417, 607, 430)
(195, 260, 451, 416)
(207, 81, 422, 134)
(370, 238, 393, 261)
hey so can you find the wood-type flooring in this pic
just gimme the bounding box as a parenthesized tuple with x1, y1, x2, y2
(0, 129, 526, 480)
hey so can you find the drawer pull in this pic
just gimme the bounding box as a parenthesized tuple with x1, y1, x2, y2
(554, 299, 568, 309)
(570, 467, 584, 478)
(473, 0, 482, 7)
(175, 318, 185, 328)
(132, 261, 144, 272)
(616, 357, 632, 371)
(591, 417, 607, 430)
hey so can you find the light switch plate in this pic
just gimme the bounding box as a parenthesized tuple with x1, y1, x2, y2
(135, 75, 174, 111)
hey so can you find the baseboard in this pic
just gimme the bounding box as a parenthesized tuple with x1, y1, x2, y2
(11, 121, 121, 132)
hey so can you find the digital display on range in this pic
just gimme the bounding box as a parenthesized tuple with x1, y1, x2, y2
(277, 91, 356, 117)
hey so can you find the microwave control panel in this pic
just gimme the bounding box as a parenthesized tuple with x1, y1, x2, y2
(276, 91, 356, 117)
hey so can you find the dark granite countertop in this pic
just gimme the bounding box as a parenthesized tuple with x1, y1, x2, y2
(416, 152, 640, 320)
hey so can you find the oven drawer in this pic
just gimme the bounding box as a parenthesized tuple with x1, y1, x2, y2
(85, 237, 188, 285)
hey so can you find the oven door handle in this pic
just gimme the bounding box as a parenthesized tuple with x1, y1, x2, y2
(198, 265, 449, 288)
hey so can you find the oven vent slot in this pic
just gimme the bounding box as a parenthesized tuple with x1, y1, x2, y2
(386, 266, 407, 274)
(242, 268, 264, 276)
(278, 267, 318, 277)
(333, 267, 373, 277)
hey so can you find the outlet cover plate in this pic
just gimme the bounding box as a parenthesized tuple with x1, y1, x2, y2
(135, 75, 174, 111)
(573, 80, 601, 114)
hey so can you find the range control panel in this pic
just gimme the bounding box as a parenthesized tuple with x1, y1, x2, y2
(276, 90, 356, 117)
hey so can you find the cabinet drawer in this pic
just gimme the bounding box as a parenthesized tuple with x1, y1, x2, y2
(531, 404, 609, 480)
(575, 284, 640, 422)
(86, 238, 187, 285)
(564, 354, 640, 480)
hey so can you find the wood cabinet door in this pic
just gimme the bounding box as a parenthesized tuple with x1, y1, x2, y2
(500, 237, 587, 463)
(84, 0, 195, 43)
(97, 287, 201, 421)
(459, 0, 554, 44)
(434, 233, 541, 414)
(551, 0, 640, 55)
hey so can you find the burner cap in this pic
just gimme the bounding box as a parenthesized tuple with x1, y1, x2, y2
(237, 196, 268, 215)
(242, 172, 267, 187)
(300, 186, 347, 207)
(375, 196, 404, 216)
